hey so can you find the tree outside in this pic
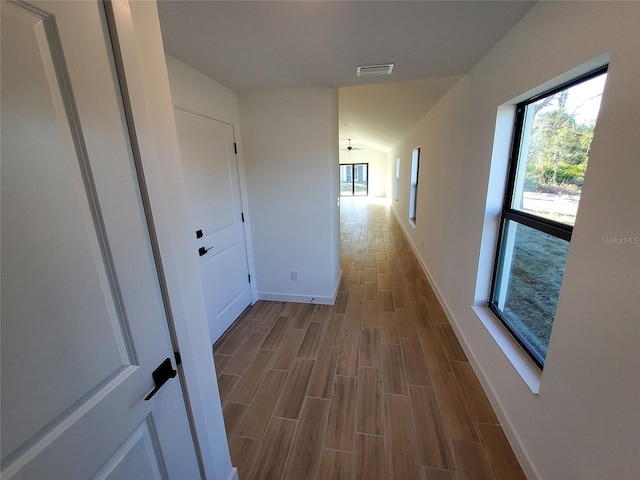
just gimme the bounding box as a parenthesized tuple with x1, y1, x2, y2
(525, 106, 594, 195)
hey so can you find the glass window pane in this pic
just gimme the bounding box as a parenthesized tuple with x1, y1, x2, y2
(409, 147, 420, 222)
(354, 164, 367, 195)
(340, 165, 353, 196)
(395, 157, 400, 203)
(512, 74, 607, 226)
(493, 220, 570, 363)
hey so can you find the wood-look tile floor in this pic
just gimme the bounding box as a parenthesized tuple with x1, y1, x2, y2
(213, 197, 527, 480)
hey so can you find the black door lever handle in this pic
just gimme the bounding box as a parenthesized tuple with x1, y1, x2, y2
(199, 246, 213, 256)
(144, 358, 177, 401)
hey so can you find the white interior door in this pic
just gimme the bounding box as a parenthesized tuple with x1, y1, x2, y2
(174, 110, 252, 344)
(1, 2, 200, 478)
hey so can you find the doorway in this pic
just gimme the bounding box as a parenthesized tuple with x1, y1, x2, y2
(340, 163, 369, 196)
(174, 109, 252, 344)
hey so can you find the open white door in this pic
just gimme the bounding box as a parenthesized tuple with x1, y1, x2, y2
(174, 110, 252, 343)
(1, 1, 200, 478)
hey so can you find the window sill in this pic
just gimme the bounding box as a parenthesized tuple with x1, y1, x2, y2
(471, 305, 541, 394)
(409, 219, 416, 228)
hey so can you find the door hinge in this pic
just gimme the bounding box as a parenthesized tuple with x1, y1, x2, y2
(174, 351, 182, 366)
(241, 212, 245, 222)
(234, 143, 238, 154)
(248, 274, 251, 283)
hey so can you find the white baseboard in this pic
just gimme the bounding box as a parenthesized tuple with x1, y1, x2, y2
(257, 292, 332, 305)
(258, 271, 342, 306)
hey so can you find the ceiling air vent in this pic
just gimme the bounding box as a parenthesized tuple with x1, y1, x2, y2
(356, 63, 394, 77)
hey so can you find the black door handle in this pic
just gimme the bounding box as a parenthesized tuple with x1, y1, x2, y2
(199, 246, 213, 256)
(144, 358, 177, 401)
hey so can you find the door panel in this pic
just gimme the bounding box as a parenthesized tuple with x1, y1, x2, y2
(2, 5, 131, 453)
(1, 2, 199, 478)
(93, 420, 163, 480)
(175, 109, 252, 343)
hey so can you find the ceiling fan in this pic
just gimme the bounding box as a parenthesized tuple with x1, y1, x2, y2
(342, 139, 363, 152)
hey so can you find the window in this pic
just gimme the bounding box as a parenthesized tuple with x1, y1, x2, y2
(409, 147, 420, 225)
(489, 67, 607, 368)
(340, 163, 368, 196)
(394, 157, 400, 203)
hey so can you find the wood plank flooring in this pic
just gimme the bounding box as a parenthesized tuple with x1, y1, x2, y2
(214, 197, 526, 480)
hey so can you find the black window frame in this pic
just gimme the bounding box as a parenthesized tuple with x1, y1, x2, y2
(488, 65, 608, 369)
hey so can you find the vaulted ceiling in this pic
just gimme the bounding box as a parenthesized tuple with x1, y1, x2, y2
(157, 1, 536, 152)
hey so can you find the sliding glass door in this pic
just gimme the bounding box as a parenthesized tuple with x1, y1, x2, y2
(340, 163, 368, 196)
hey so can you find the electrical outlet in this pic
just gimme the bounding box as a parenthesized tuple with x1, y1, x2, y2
(290, 270, 298, 281)
(421, 239, 424, 248)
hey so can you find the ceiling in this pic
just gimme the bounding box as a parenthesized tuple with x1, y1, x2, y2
(157, 0, 536, 152)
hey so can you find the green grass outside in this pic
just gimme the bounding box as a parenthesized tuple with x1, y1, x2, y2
(500, 223, 570, 361)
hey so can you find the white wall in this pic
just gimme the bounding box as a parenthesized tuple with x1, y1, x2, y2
(239, 87, 341, 304)
(164, 54, 258, 303)
(339, 146, 388, 198)
(390, 2, 639, 479)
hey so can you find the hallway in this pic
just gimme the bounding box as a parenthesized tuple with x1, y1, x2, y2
(213, 197, 526, 479)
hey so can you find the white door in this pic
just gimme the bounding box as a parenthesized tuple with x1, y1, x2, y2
(1, 2, 200, 479)
(174, 110, 252, 344)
